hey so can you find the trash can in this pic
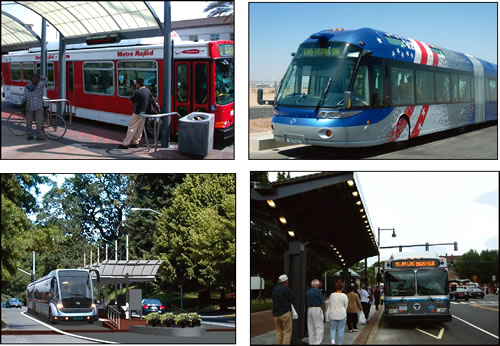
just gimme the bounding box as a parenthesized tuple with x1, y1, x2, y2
(178, 112, 214, 157)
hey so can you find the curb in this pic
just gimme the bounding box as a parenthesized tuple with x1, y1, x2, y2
(250, 131, 295, 151)
(354, 306, 383, 344)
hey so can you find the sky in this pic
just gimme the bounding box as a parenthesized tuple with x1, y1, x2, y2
(268, 172, 499, 267)
(1, 1, 212, 42)
(250, 2, 498, 81)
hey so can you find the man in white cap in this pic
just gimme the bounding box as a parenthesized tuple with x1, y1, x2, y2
(272, 274, 294, 344)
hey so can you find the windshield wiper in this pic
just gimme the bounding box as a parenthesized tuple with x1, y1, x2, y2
(315, 76, 332, 113)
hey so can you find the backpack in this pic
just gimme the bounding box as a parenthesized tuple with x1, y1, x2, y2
(146, 94, 161, 114)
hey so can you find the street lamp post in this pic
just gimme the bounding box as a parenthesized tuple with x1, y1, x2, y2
(377, 227, 396, 276)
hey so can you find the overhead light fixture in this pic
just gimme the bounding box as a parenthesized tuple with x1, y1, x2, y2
(279, 216, 287, 224)
(267, 200, 276, 208)
(288, 230, 295, 237)
(360, 208, 364, 213)
(356, 201, 361, 205)
(336, 251, 339, 254)
(362, 215, 366, 218)
(364, 220, 368, 224)
(347, 180, 354, 186)
(352, 191, 359, 197)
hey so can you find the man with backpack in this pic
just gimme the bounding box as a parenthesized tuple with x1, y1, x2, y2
(118, 78, 152, 149)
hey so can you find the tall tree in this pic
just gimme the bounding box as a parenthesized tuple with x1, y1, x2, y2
(204, 1, 234, 18)
(154, 174, 236, 309)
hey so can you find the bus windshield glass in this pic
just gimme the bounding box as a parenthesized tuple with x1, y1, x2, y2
(59, 272, 93, 299)
(216, 59, 234, 105)
(276, 42, 361, 108)
(416, 269, 448, 295)
(385, 270, 415, 296)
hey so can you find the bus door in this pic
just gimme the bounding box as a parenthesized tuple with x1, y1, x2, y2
(174, 60, 211, 116)
(192, 61, 210, 113)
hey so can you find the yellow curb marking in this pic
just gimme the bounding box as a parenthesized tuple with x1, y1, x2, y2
(415, 324, 444, 339)
(470, 304, 499, 312)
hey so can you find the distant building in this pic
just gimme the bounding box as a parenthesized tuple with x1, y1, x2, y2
(172, 15, 234, 42)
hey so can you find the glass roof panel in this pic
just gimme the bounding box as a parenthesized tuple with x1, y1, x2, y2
(15, 1, 160, 38)
(1, 12, 39, 47)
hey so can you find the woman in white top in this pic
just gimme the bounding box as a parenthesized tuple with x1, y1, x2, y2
(359, 284, 371, 323)
(326, 281, 348, 345)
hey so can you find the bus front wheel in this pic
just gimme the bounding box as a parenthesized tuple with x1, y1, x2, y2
(394, 116, 410, 148)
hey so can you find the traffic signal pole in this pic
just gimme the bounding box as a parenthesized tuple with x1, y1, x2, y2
(380, 241, 458, 252)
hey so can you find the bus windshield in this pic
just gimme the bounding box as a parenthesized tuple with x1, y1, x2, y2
(276, 41, 361, 108)
(59, 272, 93, 299)
(216, 59, 234, 105)
(417, 269, 448, 295)
(385, 270, 415, 296)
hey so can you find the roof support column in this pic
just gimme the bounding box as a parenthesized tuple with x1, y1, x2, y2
(41, 18, 47, 98)
(57, 36, 66, 116)
(284, 241, 306, 344)
(161, 1, 172, 148)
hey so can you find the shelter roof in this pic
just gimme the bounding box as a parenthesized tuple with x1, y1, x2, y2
(1, 11, 40, 51)
(14, 1, 162, 44)
(84, 260, 162, 285)
(251, 172, 379, 268)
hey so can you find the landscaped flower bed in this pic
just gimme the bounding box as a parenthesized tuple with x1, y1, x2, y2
(145, 312, 202, 328)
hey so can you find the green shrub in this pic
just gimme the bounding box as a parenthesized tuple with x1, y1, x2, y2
(145, 312, 161, 326)
(160, 312, 175, 327)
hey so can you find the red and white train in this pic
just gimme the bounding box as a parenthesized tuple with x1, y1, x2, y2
(2, 37, 234, 140)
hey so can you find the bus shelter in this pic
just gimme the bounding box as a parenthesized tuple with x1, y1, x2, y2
(251, 172, 379, 343)
(84, 259, 162, 319)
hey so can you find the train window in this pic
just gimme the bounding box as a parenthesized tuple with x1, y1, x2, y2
(391, 67, 414, 105)
(416, 70, 434, 104)
(11, 63, 21, 81)
(195, 63, 208, 104)
(370, 65, 384, 107)
(117, 61, 157, 97)
(458, 75, 471, 102)
(451, 74, 458, 102)
(435, 72, 450, 102)
(23, 62, 34, 81)
(83, 62, 114, 96)
(36, 63, 55, 89)
(489, 79, 497, 102)
(176, 63, 188, 103)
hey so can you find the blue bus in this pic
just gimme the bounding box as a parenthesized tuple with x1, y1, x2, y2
(382, 252, 451, 323)
(258, 27, 497, 147)
(27, 269, 98, 324)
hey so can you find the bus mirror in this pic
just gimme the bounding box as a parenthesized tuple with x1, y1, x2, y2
(257, 88, 275, 106)
(343, 91, 352, 109)
(291, 52, 295, 57)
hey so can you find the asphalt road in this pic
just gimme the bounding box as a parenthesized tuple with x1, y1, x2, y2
(1, 306, 235, 344)
(371, 295, 499, 344)
(249, 122, 498, 159)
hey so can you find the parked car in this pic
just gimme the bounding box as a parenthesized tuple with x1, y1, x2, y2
(450, 287, 469, 301)
(470, 288, 485, 299)
(141, 298, 165, 315)
(7, 297, 23, 308)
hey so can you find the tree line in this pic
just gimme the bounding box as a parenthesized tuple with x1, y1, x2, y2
(1, 174, 235, 309)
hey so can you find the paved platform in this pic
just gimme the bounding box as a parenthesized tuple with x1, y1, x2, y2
(251, 304, 382, 345)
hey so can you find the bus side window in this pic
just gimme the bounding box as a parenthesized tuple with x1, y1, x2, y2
(489, 79, 497, 101)
(352, 65, 369, 107)
(371, 65, 384, 107)
(391, 68, 414, 106)
(451, 74, 458, 102)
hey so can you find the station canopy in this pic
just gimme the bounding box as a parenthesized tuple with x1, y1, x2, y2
(251, 172, 379, 268)
(85, 260, 163, 285)
(14, 1, 163, 44)
(1, 11, 40, 51)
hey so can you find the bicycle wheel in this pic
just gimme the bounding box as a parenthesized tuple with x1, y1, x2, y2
(7, 111, 28, 136)
(43, 113, 67, 139)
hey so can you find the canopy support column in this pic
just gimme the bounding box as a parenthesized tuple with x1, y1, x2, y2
(161, 1, 172, 148)
(41, 18, 47, 97)
(57, 36, 66, 116)
(284, 241, 306, 344)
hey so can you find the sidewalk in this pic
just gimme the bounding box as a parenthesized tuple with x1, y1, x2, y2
(251, 304, 383, 345)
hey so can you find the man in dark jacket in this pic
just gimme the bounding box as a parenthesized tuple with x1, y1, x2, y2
(118, 78, 152, 149)
(272, 274, 294, 344)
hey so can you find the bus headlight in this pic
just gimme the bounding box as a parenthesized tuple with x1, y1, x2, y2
(318, 111, 340, 119)
(91, 304, 96, 309)
(56, 303, 64, 310)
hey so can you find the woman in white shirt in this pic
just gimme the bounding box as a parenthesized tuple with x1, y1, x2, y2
(326, 281, 348, 345)
(359, 285, 371, 323)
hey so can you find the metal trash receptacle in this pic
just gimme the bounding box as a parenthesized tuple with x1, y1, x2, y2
(178, 112, 214, 157)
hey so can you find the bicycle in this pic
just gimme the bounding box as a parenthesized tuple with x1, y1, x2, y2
(7, 106, 67, 140)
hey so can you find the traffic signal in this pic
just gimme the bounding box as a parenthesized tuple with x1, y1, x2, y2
(425, 242, 429, 251)
(454, 242, 458, 251)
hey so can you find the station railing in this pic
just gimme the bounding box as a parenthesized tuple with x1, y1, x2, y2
(139, 112, 180, 152)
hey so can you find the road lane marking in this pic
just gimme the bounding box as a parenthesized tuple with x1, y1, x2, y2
(415, 324, 444, 339)
(452, 314, 499, 340)
(20, 311, 116, 344)
(470, 304, 499, 312)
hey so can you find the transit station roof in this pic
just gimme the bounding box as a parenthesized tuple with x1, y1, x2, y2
(1, 11, 40, 51)
(84, 259, 163, 285)
(251, 172, 379, 267)
(14, 1, 163, 44)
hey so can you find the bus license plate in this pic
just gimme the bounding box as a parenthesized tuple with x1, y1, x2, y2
(73, 317, 83, 320)
(285, 135, 304, 144)
(398, 305, 407, 312)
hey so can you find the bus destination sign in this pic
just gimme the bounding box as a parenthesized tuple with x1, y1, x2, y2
(299, 47, 341, 58)
(392, 259, 439, 268)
